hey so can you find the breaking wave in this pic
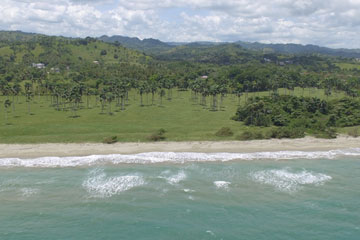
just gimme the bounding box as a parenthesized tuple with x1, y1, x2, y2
(82, 169, 146, 198)
(159, 170, 187, 185)
(250, 168, 332, 192)
(20, 188, 39, 197)
(214, 181, 231, 189)
(1, 148, 360, 168)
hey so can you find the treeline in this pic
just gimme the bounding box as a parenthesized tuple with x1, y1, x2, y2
(1, 62, 360, 116)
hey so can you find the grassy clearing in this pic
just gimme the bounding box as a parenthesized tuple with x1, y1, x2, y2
(335, 62, 360, 70)
(0, 88, 351, 143)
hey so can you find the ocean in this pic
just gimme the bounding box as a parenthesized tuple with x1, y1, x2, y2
(0, 150, 359, 240)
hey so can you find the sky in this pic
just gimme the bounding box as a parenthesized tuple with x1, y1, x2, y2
(0, 0, 359, 48)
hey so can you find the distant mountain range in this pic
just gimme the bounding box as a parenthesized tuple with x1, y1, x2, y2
(1, 30, 360, 58)
(97, 35, 360, 58)
(98, 35, 172, 54)
(235, 41, 360, 58)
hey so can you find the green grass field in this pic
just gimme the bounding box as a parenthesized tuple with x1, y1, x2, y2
(0, 88, 352, 143)
(335, 62, 360, 70)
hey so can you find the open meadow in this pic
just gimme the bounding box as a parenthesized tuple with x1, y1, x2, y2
(0, 87, 354, 143)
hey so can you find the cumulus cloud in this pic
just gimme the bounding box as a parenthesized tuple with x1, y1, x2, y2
(0, 0, 359, 48)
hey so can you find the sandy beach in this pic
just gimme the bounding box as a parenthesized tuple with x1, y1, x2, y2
(0, 136, 359, 158)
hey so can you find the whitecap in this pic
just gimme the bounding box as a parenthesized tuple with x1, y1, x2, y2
(214, 181, 231, 189)
(250, 168, 332, 192)
(1, 148, 360, 168)
(82, 169, 146, 198)
(159, 170, 187, 185)
(20, 188, 39, 197)
(183, 188, 195, 193)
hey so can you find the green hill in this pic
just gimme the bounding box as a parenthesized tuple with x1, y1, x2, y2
(0, 31, 45, 42)
(0, 35, 152, 68)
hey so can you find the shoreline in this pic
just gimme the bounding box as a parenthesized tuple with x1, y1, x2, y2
(0, 136, 359, 159)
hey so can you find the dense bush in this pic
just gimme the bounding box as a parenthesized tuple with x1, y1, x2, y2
(331, 98, 360, 127)
(236, 127, 305, 141)
(215, 127, 234, 137)
(148, 128, 167, 141)
(269, 127, 305, 139)
(233, 95, 330, 127)
(103, 136, 118, 144)
(236, 130, 268, 140)
(348, 128, 359, 137)
(233, 95, 360, 138)
(314, 128, 337, 139)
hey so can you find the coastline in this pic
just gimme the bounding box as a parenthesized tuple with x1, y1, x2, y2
(0, 136, 359, 159)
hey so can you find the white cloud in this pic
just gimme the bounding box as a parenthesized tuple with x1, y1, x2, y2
(0, 0, 359, 48)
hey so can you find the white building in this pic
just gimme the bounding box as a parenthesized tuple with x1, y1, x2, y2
(32, 63, 45, 69)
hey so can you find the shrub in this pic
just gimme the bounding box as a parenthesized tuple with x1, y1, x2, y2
(314, 128, 337, 139)
(269, 127, 305, 139)
(272, 114, 289, 126)
(157, 128, 166, 135)
(103, 136, 118, 144)
(148, 129, 166, 141)
(348, 128, 359, 138)
(236, 131, 253, 140)
(215, 127, 234, 137)
(236, 130, 267, 141)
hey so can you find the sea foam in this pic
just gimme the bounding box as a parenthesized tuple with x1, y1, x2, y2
(20, 188, 39, 197)
(250, 168, 332, 192)
(214, 181, 231, 189)
(159, 170, 187, 185)
(1, 148, 360, 168)
(82, 169, 146, 198)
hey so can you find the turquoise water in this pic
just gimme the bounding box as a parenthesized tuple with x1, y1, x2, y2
(0, 151, 359, 240)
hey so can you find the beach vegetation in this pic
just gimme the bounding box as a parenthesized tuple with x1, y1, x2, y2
(347, 128, 359, 138)
(233, 95, 360, 138)
(215, 127, 234, 137)
(103, 136, 118, 144)
(268, 127, 305, 139)
(148, 129, 167, 141)
(236, 130, 267, 141)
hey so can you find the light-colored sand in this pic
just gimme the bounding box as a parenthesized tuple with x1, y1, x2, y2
(0, 136, 359, 158)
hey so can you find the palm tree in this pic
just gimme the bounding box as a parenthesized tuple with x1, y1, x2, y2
(106, 92, 115, 115)
(114, 79, 129, 111)
(4, 99, 11, 124)
(209, 84, 220, 111)
(11, 83, 21, 112)
(159, 89, 166, 106)
(137, 81, 147, 106)
(84, 86, 92, 109)
(24, 82, 33, 115)
(219, 85, 228, 109)
(149, 77, 158, 105)
(69, 85, 82, 117)
(99, 89, 106, 114)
